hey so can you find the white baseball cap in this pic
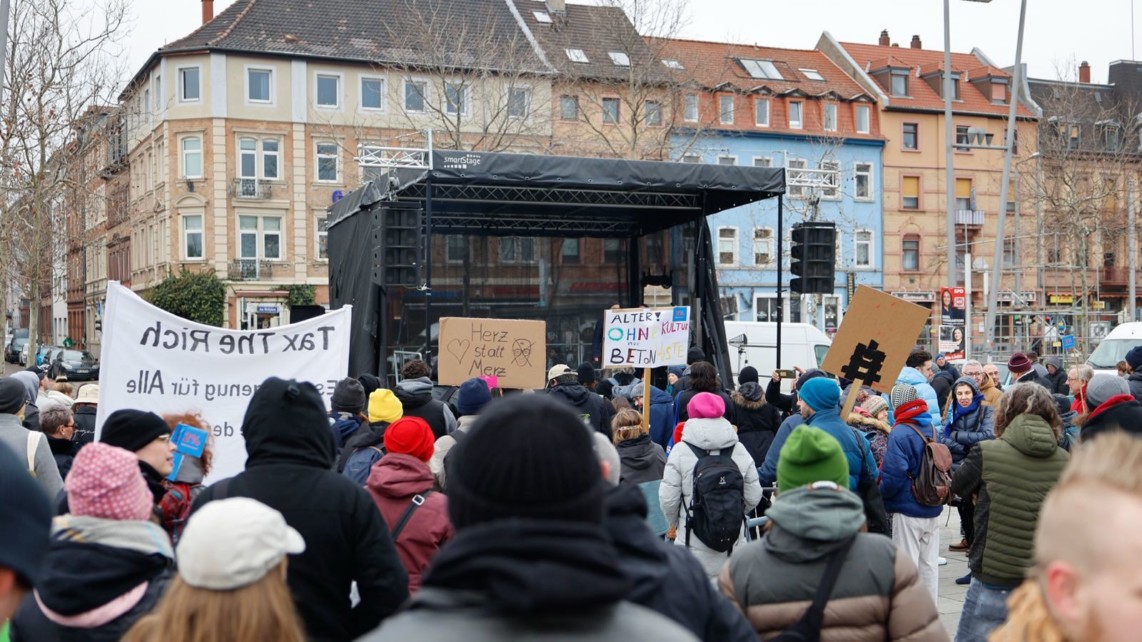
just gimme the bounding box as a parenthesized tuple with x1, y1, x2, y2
(176, 497, 305, 590)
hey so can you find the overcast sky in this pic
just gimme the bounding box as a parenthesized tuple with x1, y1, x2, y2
(126, 0, 1135, 85)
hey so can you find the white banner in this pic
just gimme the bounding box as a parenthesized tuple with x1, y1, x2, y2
(95, 282, 352, 482)
(602, 306, 691, 368)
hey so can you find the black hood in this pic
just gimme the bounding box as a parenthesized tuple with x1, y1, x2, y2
(241, 377, 335, 469)
(422, 518, 629, 614)
(35, 541, 170, 616)
(549, 383, 591, 406)
(602, 485, 669, 603)
(616, 434, 658, 472)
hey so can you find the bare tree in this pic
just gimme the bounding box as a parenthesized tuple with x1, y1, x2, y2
(0, 0, 127, 345)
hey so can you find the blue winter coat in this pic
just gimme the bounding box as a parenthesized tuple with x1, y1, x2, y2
(879, 418, 943, 518)
(642, 385, 676, 449)
(940, 404, 994, 468)
(758, 413, 804, 487)
(802, 407, 878, 492)
(889, 367, 940, 426)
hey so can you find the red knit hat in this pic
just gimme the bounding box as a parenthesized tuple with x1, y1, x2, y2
(1008, 352, 1032, 375)
(383, 416, 435, 462)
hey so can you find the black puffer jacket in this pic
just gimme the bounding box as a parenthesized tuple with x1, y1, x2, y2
(45, 435, 77, 481)
(603, 484, 756, 642)
(616, 434, 666, 485)
(395, 377, 457, 439)
(729, 386, 781, 466)
(549, 383, 615, 439)
(192, 378, 408, 642)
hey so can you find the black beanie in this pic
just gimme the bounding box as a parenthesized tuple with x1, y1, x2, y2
(357, 373, 382, 398)
(0, 378, 26, 414)
(687, 346, 706, 365)
(447, 395, 604, 530)
(576, 363, 597, 385)
(331, 377, 366, 413)
(100, 409, 171, 453)
(738, 366, 760, 385)
(596, 380, 615, 400)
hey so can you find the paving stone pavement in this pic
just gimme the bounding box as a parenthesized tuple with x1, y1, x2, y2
(936, 506, 970, 636)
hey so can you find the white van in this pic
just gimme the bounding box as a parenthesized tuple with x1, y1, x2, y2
(722, 321, 832, 389)
(1087, 321, 1142, 375)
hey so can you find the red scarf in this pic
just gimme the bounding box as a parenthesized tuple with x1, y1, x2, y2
(894, 398, 930, 426)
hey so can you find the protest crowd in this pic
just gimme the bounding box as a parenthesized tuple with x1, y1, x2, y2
(3, 333, 1142, 642)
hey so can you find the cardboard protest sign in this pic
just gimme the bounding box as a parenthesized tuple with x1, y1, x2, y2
(437, 317, 545, 389)
(603, 306, 691, 368)
(821, 286, 930, 408)
(96, 282, 352, 483)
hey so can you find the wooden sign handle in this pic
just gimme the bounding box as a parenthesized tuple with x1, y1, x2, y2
(641, 367, 652, 431)
(840, 381, 863, 420)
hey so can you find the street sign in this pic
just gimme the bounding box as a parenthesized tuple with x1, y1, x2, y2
(1061, 334, 1076, 350)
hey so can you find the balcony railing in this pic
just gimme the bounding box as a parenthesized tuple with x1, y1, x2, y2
(228, 259, 274, 281)
(955, 209, 985, 226)
(229, 178, 273, 199)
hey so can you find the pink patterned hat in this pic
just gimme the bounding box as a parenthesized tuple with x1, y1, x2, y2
(66, 443, 153, 521)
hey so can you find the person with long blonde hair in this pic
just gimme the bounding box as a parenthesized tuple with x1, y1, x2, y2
(122, 497, 308, 642)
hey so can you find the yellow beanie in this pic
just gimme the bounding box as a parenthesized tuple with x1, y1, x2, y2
(368, 389, 403, 424)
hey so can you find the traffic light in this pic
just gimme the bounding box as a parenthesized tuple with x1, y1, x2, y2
(789, 221, 836, 295)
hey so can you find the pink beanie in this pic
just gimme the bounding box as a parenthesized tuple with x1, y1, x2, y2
(66, 443, 154, 521)
(687, 392, 725, 419)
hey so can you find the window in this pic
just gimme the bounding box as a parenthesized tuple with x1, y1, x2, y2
(902, 122, 918, 150)
(820, 159, 840, 199)
(533, 10, 552, 23)
(180, 136, 202, 179)
(499, 237, 535, 263)
(179, 67, 200, 102)
(719, 95, 734, 124)
(755, 296, 783, 323)
(602, 97, 620, 124)
(507, 87, 530, 119)
(800, 68, 824, 81)
(645, 100, 662, 126)
(445, 82, 469, 116)
(662, 59, 684, 70)
(561, 238, 580, 264)
(183, 215, 203, 259)
(787, 158, 807, 198)
(854, 162, 872, 200)
(1105, 125, 1121, 151)
(238, 215, 282, 260)
(855, 230, 873, 268)
(680, 153, 700, 163)
(144, 88, 150, 118)
(247, 68, 272, 103)
(753, 228, 773, 266)
(855, 105, 870, 133)
(239, 138, 257, 179)
(823, 103, 837, 131)
(755, 98, 769, 127)
(955, 178, 973, 210)
(445, 235, 466, 263)
(1003, 238, 1016, 268)
(565, 48, 589, 63)
(262, 140, 279, 179)
(753, 156, 772, 168)
(404, 80, 427, 112)
(717, 155, 736, 165)
(559, 95, 579, 120)
(608, 51, 630, 66)
(717, 228, 738, 265)
(316, 216, 329, 261)
(890, 72, 908, 97)
(902, 235, 920, 271)
(316, 74, 340, 108)
(902, 175, 920, 209)
(683, 94, 698, 122)
(603, 238, 622, 263)
(955, 124, 971, 148)
(361, 77, 384, 110)
(739, 59, 783, 80)
(316, 142, 339, 182)
(788, 101, 803, 129)
(237, 137, 279, 180)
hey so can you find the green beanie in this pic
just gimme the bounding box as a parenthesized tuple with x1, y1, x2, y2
(777, 426, 849, 492)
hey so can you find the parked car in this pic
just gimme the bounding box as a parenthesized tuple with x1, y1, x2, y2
(47, 348, 99, 381)
(5, 329, 28, 363)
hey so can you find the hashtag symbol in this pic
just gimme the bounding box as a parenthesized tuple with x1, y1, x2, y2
(840, 339, 886, 386)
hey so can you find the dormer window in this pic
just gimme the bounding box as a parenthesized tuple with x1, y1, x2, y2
(533, 11, 552, 23)
(566, 49, 589, 63)
(608, 51, 630, 67)
(739, 59, 783, 80)
(800, 68, 824, 81)
(891, 71, 908, 97)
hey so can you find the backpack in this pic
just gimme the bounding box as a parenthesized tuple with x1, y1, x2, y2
(770, 536, 857, 642)
(342, 445, 386, 486)
(683, 442, 746, 553)
(905, 424, 954, 506)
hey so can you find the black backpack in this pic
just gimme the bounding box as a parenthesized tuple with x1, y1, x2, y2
(684, 442, 746, 553)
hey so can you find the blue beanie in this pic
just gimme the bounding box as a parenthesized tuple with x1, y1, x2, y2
(456, 378, 493, 416)
(798, 377, 840, 412)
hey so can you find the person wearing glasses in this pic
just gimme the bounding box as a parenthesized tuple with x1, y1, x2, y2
(39, 405, 78, 480)
(962, 360, 1001, 408)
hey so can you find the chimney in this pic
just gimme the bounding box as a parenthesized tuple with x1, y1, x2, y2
(202, 0, 213, 24)
(910, 35, 922, 49)
(879, 30, 890, 46)
(1079, 60, 1091, 83)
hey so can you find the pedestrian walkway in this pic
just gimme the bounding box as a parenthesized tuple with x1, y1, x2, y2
(937, 506, 970, 635)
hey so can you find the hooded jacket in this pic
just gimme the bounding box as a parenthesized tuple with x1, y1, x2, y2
(640, 384, 676, 448)
(192, 378, 409, 642)
(356, 519, 698, 642)
(0, 413, 62, 501)
(803, 406, 878, 492)
(729, 385, 781, 467)
(1045, 358, 1069, 395)
(718, 486, 947, 642)
(894, 367, 940, 425)
(1080, 393, 1142, 440)
(548, 383, 614, 438)
(329, 411, 367, 451)
(336, 420, 388, 474)
(616, 434, 666, 485)
(365, 453, 453, 594)
(394, 377, 457, 439)
(879, 401, 943, 519)
(659, 416, 763, 579)
(979, 375, 1002, 407)
(11, 371, 41, 431)
(10, 516, 174, 642)
(603, 484, 756, 642)
(951, 414, 1069, 588)
(940, 377, 995, 468)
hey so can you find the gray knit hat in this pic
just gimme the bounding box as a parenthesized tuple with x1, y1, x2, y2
(890, 384, 919, 409)
(1085, 374, 1130, 411)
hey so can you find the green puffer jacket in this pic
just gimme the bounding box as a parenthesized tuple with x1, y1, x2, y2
(951, 414, 1069, 587)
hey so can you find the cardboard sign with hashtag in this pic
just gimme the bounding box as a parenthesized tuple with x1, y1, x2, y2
(821, 286, 931, 415)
